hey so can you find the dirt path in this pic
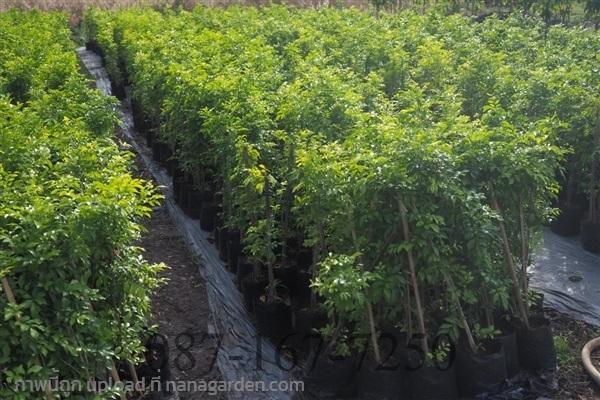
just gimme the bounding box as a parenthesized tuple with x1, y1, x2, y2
(142, 206, 225, 399)
(128, 132, 225, 400)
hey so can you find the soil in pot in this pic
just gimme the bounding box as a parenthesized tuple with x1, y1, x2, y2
(516, 315, 557, 371)
(456, 339, 507, 398)
(581, 220, 600, 253)
(253, 292, 293, 339)
(550, 203, 583, 236)
(303, 350, 356, 398)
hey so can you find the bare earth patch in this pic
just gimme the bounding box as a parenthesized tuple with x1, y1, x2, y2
(132, 149, 226, 400)
(547, 308, 600, 399)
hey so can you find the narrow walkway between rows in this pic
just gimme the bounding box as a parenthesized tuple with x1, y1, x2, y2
(77, 46, 296, 400)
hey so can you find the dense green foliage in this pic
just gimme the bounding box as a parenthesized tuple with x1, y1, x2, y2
(84, 5, 598, 359)
(377, 0, 600, 27)
(0, 10, 163, 399)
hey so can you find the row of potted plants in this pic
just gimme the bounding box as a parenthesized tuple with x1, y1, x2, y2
(546, 29, 600, 250)
(0, 10, 165, 400)
(81, 5, 600, 397)
(146, 103, 558, 399)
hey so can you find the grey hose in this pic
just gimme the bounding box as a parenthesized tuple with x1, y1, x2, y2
(582, 337, 600, 385)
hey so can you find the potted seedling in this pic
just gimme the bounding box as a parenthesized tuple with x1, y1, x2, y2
(308, 253, 370, 398)
(291, 137, 344, 338)
(470, 108, 563, 372)
(249, 171, 293, 338)
(271, 139, 300, 295)
(444, 277, 507, 398)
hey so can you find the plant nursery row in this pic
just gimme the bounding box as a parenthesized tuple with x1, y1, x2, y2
(0, 9, 165, 400)
(82, 4, 600, 398)
(1, 3, 599, 398)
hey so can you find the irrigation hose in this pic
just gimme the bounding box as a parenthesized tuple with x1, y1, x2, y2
(582, 337, 600, 385)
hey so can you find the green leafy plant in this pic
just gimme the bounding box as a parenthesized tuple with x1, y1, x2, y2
(0, 10, 164, 399)
(471, 323, 502, 352)
(85, 5, 588, 376)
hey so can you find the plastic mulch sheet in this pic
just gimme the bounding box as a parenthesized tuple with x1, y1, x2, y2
(531, 228, 600, 328)
(77, 47, 295, 400)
